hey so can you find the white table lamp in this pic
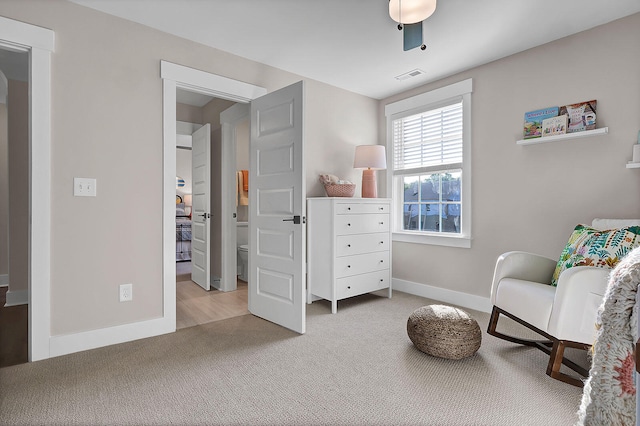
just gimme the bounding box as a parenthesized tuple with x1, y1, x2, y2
(354, 145, 387, 198)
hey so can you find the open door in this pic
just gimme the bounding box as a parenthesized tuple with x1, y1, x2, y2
(191, 123, 211, 290)
(249, 81, 305, 334)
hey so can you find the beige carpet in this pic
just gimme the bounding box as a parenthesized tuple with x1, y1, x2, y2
(0, 291, 584, 425)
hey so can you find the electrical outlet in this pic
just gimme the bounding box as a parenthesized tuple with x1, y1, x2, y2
(119, 283, 133, 302)
(74, 177, 97, 197)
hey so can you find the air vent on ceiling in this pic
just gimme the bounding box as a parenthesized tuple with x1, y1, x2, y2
(395, 69, 425, 81)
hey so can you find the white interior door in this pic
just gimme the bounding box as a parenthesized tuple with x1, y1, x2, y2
(191, 123, 211, 290)
(249, 81, 306, 334)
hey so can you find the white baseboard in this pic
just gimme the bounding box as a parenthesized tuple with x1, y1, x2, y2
(49, 317, 175, 358)
(5, 289, 28, 306)
(393, 278, 492, 313)
(0, 274, 8, 286)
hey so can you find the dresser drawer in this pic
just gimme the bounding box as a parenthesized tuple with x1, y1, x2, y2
(335, 202, 390, 215)
(336, 232, 389, 257)
(334, 213, 389, 235)
(334, 251, 390, 278)
(336, 270, 390, 300)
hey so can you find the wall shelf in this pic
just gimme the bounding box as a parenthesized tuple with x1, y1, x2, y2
(626, 162, 640, 169)
(516, 127, 609, 146)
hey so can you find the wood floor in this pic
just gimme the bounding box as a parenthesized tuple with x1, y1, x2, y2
(176, 262, 249, 329)
(0, 286, 28, 368)
(0, 262, 248, 368)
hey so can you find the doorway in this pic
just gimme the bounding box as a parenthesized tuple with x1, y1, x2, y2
(173, 89, 250, 329)
(0, 16, 54, 362)
(0, 46, 31, 367)
(162, 62, 307, 334)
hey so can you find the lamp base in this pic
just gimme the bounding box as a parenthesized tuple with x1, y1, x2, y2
(361, 169, 378, 198)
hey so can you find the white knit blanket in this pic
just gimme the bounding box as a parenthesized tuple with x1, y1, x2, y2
(577, 247, 640, 425)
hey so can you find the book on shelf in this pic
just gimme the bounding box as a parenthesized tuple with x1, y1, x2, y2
(524, 106, 559, 139)
(559, 100, 597, 133)
(542, 114, 568, 137)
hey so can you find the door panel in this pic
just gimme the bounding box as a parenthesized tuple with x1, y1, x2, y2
(249, 81, 305, 334)
(257, 228, 293, 260)
(191, 123, 211, 290)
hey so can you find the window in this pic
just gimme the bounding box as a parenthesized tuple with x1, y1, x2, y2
(385, 79, 472, 248)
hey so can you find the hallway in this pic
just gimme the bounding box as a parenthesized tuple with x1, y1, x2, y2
(176, 261, 249, 330)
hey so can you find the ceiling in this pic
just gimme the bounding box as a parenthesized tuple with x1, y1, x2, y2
(70, 0, 640, 100)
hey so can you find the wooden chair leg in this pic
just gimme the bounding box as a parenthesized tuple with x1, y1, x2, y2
(487, 306, 553, 350)
(546, 340, 587, 388)
(488, 306, 590, 387)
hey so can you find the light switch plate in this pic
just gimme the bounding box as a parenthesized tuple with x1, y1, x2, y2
(74, 177, 97, 197)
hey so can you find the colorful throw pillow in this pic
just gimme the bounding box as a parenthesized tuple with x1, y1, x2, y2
(551, 224, 640, 286)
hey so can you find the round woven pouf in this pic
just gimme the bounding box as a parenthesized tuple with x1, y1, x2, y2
(407, 304, 481, 360)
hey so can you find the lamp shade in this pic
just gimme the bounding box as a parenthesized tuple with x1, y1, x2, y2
(183, 194, 192, 207)
(389, 0, 437, 24)
(353, 145, 387, 170)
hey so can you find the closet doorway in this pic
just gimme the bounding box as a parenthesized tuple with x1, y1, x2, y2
(0, 47, 29, 367)
(174, 89, 249, 329)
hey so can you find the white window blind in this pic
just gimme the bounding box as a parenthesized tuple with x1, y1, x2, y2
(392, 100, 463, 171)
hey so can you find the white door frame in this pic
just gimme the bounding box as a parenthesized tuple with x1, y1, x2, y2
(161, 61, 266, 326)
(0, 16, 54, 362)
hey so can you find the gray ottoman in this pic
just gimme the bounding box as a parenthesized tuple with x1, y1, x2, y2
(407, 304, 481, 360)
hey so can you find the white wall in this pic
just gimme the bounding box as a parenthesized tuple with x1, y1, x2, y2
(0, 0, 378, 338)
(175, 149, 192, 199)
(380, 12, 640, 301)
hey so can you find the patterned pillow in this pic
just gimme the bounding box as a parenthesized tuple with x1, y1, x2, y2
(551, 224, 640, 286)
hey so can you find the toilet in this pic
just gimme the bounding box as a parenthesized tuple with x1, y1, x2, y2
(237, 222, 249, 282)
(238, 244, 249, 281)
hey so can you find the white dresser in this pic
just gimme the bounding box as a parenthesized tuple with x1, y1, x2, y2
(307, 197, 392, 313)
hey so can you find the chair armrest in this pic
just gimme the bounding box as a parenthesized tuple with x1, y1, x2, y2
(490, 251, 557, 304)
(546, 266, 610, 343)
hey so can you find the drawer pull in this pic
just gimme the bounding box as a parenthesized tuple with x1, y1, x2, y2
(347, 265, 351, 268)
(379, 222, 384, 225)
(380, 241, 384, 244)
(379, 207, 384, 211)
(380, 279, 384, 282)
(347, 223, 351, 227)
(347, 207, 351, 211)
(347, 286, 351, 289)
(380, 260, 383, 263)
(347, 244, 351, 247)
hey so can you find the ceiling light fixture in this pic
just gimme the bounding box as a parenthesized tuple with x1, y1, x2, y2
(389, 0, 436, 51)
(389, 0, 436, 24)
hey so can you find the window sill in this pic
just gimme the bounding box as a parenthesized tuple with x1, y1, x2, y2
(392, 232, 471, 248)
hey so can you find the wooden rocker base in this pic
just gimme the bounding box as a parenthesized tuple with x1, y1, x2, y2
(487, 306, 589, 387)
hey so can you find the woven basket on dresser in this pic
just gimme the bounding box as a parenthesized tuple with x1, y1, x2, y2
(324, 183, 355, 197)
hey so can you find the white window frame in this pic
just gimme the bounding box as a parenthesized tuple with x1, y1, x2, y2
(385, 79, 472, 248)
